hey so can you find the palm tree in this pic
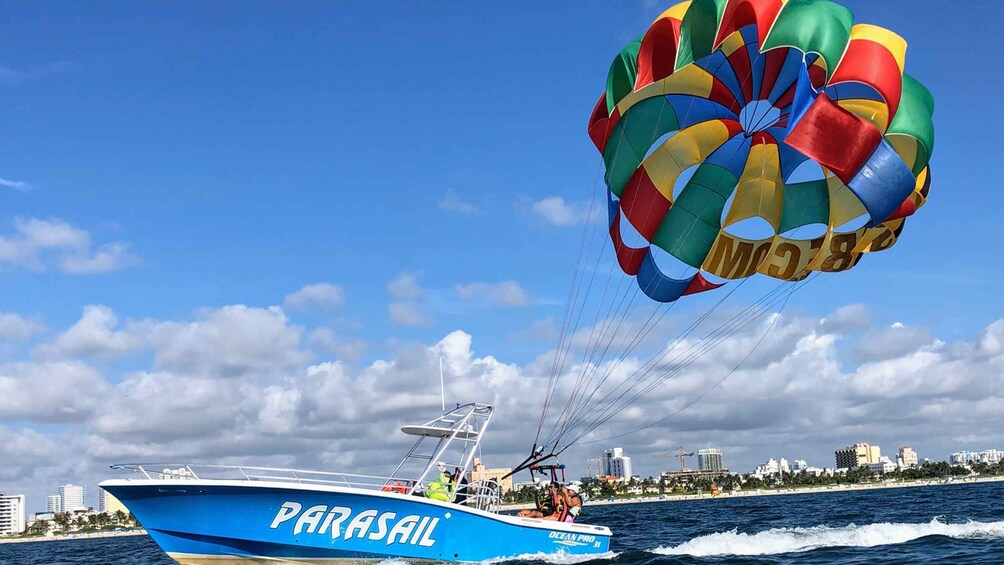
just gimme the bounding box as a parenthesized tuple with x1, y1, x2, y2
(53, 512, 70, 532)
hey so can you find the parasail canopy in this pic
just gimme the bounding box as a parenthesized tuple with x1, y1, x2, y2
(588, 0, 935, 303)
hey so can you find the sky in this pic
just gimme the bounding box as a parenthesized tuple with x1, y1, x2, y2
(2, 0, 1003, 511)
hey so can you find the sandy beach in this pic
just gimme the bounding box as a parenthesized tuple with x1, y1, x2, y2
(502, 475, 1004, 510)
(0, 529, 147, 545)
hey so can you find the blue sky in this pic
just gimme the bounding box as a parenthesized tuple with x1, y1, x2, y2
(2, 1, 1003, 510)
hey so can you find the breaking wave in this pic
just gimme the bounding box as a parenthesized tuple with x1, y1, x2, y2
(652, 518, 1004, 557)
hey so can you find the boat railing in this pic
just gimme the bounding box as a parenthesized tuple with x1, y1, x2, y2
(458, 478, 502, 513)
(110, 463, 422, 492)
(109, 463, 502, 513)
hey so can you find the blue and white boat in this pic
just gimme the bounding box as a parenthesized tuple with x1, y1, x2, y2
(100, 403, 612, 564)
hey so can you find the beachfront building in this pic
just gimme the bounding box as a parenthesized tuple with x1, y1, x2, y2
(46, 494, 62, 513)
(602, 448, 633, 482)
(98, 488, 129, 515)
(753, 458, 780, 478)
(59, 484, 86, 512)
(159, 467, 197, 480)
(0, 493, 26, 535)
(868, 456, 897, 475)
(467, 458, 514, 493)
(697, 449, 724, 472)
(898, 446, 918, 469)
(951, 449, 1004, 466)
(792, 460, 809, 472)
(835, 443, 881, 469)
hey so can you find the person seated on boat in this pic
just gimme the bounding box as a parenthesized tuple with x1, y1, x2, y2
(561, 481, 583, 522)
(452, 467, 470, 505)
(425, 462, 454, 502)
(517, 482, 562, 520)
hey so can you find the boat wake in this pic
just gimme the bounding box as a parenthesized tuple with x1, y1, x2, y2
(652, 518, 1004, 557)
(481, 550, 619, 564)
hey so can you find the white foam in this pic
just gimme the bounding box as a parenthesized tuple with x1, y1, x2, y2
(652, 518, 1004, 557)
(481, 550, 619, 564)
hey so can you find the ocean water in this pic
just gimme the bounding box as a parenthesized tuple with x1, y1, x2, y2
(2, 481, 1002, 564)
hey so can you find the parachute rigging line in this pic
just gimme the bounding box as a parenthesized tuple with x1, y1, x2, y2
(535, 44, 770, 459)
(578, 273, 814, 446)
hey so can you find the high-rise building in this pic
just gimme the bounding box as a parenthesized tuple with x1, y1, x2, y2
(779, 458, 790, 473)
(59, 484, 86, 512)
(898, 446, 918, 468)
(835, 443, 881, 469)
(697, 449, 724, 472)
(97, 489, 129, 515)
(602, 447, 633, 480)
(467, 458, 514, 493)
(792, 460, 809, 471)
(0, 493, 26, 535)
(46, 495, 62, 514)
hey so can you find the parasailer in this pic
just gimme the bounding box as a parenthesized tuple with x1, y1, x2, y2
(518, 0, 936, 481)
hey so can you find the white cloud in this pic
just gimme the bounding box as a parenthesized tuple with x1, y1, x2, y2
(309, 328, 367, 363)
(854, 323, 935, 363)
(387, 272, 424, 300)
(0, 361, 108, 423)
(34, 305, 139, 359)
(284, 283, 345, 311)
(389, 303, 430, 327)
(148, 305, 308, 378)
(438, 191, 478, 214)
(509, 318, 558, 342)
(6, 301, 1004, 511)
(455, 281, 531, 306)
(0, 177, 31, 191)
(531, 197, 597, 227)
(0, 312, 44, 342)
(60, 242, 136, 274)
(0, 217, 136, 274)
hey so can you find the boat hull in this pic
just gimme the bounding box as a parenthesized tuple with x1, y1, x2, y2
(100, 479, 611, 563)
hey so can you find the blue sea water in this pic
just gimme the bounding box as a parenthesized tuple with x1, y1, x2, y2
(2, 481, 1002, 564)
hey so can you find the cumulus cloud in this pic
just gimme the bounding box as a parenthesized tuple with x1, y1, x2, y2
(309, 327, 367, 363)
(148, 305, 307, 377)
(284, 283, 345, 311)
(438, 191, 478, 214)
(531, 197, 597, 226)
(0, 217, 136, 274)
(387, 272, 431, 326)
(853, 322, 936, 363)
(455, 281, 531, 306)
(5, 300, 1004, 512)
(0, 312, 44, 342)
(387, 272, 425, 301)
(0, 361, 108, 423)
(389, 303, 431, 327)
(34, 305, 139, 359)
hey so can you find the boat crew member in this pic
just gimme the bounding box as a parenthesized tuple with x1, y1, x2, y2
(452, 467, 470, 505)
(425, 462, 454, 501)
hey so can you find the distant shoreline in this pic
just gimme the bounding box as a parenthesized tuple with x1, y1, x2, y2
(0, 529, 147, 545)
(502, 475, 1004, 510)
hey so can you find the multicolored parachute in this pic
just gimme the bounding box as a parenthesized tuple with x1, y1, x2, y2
(589, 0, 935, 303)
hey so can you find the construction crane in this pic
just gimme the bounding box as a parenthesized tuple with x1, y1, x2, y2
(655, 447, 694, 472)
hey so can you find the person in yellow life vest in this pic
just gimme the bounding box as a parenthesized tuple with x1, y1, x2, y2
(425, 462, 454, 502)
